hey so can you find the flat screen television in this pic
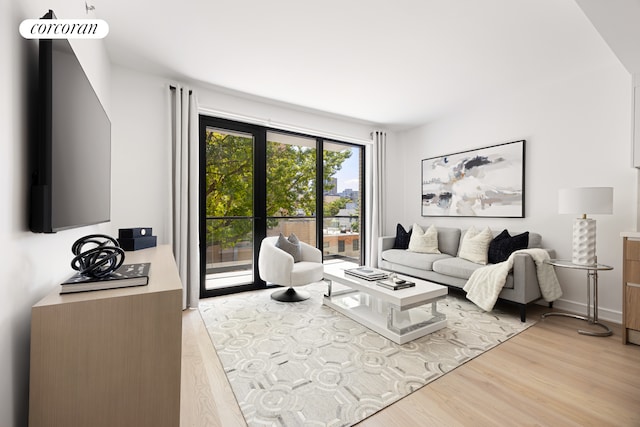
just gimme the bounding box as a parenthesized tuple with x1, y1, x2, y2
(30, 10, 111, 233)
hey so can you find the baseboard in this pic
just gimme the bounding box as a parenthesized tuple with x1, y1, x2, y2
(535, 299, 622, 325)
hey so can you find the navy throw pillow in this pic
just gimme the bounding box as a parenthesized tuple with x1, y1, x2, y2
(488, 230, 529, 264)
(393, 223, 412, 249)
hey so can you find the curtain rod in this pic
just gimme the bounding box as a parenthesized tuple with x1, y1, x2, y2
(199, 106, 374, 145)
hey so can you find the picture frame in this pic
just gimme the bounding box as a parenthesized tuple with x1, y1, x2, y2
(421, 140, 525, 217)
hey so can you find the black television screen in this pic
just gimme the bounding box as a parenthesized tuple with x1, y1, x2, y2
(30, 11, 111, 233)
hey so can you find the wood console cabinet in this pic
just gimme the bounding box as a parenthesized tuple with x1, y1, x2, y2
(29, 245, 183, 427)
(622, 235, 640, 345)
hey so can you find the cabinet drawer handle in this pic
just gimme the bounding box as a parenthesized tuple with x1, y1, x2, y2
(628, 283, 640, 288)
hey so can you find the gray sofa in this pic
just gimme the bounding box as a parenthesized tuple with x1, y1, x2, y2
(378, 226, 555, 321)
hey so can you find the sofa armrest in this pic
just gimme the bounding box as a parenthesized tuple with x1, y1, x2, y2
(378, 235, 396, 265)
(510, 250, 555, 304)
(512, 253, 540, 301)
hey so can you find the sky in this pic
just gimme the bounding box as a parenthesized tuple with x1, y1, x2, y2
(334, 148, 360, 193)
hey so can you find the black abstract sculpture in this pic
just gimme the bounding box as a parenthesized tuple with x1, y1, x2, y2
(70, 234, 125, 278)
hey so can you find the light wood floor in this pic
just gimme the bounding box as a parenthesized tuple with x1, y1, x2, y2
(180, 303, 640, 427)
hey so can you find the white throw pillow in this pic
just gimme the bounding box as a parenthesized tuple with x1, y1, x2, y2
(407, 224, 441, 254)
(458, 226, 493, 265)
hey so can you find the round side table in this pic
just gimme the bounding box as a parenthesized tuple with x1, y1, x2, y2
(542, 259, 613, 337)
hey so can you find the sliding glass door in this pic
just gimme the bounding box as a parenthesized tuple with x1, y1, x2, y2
(199, 116, 365, 298)
(200, 118, 265, 297)
(265, 132, 318, 244)
(323, 142, 364, 264)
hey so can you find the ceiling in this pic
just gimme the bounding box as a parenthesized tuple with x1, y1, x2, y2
(93, 0, 632, 130)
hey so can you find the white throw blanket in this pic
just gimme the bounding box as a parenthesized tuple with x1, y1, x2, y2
(462, 248, 562, 312)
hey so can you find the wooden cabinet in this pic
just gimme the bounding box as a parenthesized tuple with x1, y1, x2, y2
(29, 245, 183, 427)
(623, 236, 640, 345)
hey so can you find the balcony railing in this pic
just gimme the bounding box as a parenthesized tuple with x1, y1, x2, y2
(204, 216, 361, 280)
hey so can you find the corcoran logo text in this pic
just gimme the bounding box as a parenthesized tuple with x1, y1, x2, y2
(20, 19, 109, 39)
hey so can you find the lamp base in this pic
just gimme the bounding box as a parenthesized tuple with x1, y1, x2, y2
(572, 217, 596, 265)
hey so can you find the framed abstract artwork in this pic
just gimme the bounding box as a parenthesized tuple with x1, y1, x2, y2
(421, 140, 525, 217)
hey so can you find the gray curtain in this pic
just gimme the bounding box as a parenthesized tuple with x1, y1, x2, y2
(367, 130, 386, 267)
(169, 85, 199, 309)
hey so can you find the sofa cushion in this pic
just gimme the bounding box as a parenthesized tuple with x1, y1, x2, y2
(458, 226, 493, 265)
(408, 224, 440, 254)
(381, 249, 451, 270)
(432, 257, 485, 280)
(488, 230, 529, 264)
(431, 257, 514, 289)
(392, 223, 412, 249)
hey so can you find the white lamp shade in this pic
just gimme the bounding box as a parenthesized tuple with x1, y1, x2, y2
(558, 187, 613, 215)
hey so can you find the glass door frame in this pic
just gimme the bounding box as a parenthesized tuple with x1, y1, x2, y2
(321, 139, 365, 264)
(199, 116, 267, 298)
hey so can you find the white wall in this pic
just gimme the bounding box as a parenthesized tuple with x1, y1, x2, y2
(196, 85, 375, 145)
(2, 2, 112, 426)
(109, 68, 172, 242)
(109, 65, 376, 243)
(392, 59, 634, 322)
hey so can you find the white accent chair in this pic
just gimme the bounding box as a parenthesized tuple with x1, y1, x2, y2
(258, 236, 324, 302)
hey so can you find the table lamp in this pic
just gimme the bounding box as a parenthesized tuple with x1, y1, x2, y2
(558, 187, 613, 265)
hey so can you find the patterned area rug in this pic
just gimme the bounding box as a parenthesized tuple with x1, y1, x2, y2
(199, 282, 535, 427)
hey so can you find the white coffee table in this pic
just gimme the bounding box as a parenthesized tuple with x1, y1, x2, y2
(323, 266, 448, 344)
